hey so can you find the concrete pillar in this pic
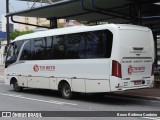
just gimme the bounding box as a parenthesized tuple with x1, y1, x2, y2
(130, 2, 142, 25)
(50, 18, 58, 29)
(153, 32, 158, 65)
(6, 0, 10, 45)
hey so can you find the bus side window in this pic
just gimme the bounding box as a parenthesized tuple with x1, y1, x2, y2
(14, 41, 23, 59)
(52, 36, 65, 59)
(34, 39, 45, 60)
(66, 33, 85, 59)
(20, 41, 31, 60)
(30, 38, 45, 60)
(46, 37, 53, 59)
(85, 31, 104, 58)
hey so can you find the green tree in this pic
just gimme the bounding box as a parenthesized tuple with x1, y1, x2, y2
(10, 30, 33, 40)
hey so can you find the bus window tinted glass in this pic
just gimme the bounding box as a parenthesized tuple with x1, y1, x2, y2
(46, 37, 53, 59)
(35, 39, 45, 60)
(52, 36, 65, 59)
(31, 38, 45, 60)
(18, 29, 113, 61)
(66, 34, 85, 59)
(20, 41, 31, 60)
(85, 30, 112, 58)
(14, 41, 23, 59)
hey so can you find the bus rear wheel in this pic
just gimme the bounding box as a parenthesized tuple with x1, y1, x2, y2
(61, 83, 72, 99)
(13, 81, 23, 92)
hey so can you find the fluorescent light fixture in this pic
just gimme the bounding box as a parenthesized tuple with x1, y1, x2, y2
(154, 2, 160, 5)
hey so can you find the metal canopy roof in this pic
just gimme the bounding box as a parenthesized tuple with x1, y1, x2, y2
(6, 0, 160, 31)
(17, 0, 60, 2)
(8, 0, 131, 20)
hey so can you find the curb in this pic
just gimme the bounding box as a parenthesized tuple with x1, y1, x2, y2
(109, 93, 160, 101)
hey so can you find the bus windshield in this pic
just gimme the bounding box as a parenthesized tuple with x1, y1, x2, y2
(5, 43, 18, 68)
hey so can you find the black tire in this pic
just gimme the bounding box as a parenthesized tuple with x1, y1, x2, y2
(61, 83, 72, 99)
(13, 81, 23, 92)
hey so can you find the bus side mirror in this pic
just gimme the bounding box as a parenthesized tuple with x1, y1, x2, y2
(5, 59, 15, 68)
(4, 45, 8, 55)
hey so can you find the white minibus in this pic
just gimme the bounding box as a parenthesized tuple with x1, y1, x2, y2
(5, 24, 155, 99)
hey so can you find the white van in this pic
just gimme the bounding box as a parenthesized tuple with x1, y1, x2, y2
(5, 24, 155, 99)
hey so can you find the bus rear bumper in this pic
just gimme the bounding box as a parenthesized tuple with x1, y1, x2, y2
(110, 76, 154, 92)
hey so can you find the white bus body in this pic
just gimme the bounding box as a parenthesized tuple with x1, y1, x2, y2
(5, 24, 155, 99)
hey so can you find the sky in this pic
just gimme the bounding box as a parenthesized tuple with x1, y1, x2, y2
(0, 0, 47, 31)
(1, 0, 26, 16)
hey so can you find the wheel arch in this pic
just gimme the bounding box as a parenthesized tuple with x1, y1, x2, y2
(10, 77, 17, 85)
(58, 79, 71, 91)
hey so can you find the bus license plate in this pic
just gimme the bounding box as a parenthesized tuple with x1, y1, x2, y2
(134, 81, 142, 85)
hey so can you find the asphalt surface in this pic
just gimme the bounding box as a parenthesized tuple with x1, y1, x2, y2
(0, 83, 160, 120)
(0, 65, 4, 83)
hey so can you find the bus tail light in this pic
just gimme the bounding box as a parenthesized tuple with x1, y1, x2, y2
(112, 60, 122, 78)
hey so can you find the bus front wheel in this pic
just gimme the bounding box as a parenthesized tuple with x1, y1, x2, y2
(13, 81, 23, 92)
(61, 83, 72, 99)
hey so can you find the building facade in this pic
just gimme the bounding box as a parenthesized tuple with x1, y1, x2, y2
(0, 41, 7, 65)
(15, 16, 50, 31)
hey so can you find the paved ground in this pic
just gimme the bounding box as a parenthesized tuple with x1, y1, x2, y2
(113, 88, 160, 101)
(0, 65, 4, 83)
(0, 83, 160, 120)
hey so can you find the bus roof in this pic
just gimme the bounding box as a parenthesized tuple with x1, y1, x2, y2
(13, 24, 150, 42)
